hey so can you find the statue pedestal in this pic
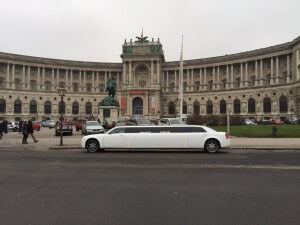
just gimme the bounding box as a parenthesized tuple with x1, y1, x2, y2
(99, 106, 121, 122)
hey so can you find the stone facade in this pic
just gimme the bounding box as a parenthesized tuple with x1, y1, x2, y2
(0, 34, 299, 121)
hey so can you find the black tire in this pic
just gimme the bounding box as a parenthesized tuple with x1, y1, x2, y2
(204, 139, 220, 153)
(37, 128, 40, 131)
(76, 129, 79, 132)
(86, 139, 99, 153)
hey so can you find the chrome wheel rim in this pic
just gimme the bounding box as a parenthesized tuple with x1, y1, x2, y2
(207, 142, 218, 152)
(88, 142, 98, 152)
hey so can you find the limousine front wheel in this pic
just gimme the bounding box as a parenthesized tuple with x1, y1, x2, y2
(86, 139, 99, 153)
(205, 139, 220, 153)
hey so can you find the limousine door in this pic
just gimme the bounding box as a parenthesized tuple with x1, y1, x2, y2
(104, 128, 125, 148)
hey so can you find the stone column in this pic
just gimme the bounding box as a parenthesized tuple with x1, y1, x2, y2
(12, 64, 15, 89)
(123, 62, 126, 84)
(191, 69, 194, 91)
(217, 66, 220, 89)
(96, 71, 99, 92)
(79, 70, 82, 92)
(151, 60, 154, 84)
(92, 71, 95, 92)
(174, 70, 177, 91)
(117, 72, 120, 88)
(70, 70, 73, 92)
(27, 66, 31, 89)
(260, 59, 264, 86)
(56, 69, 59, 87)
(297, 50, 300, 81)
(6, 63, 10, 88)
(157, 61, 160, 84)
(275, 57, 279, 84)
(129, 61, 132, 84)
(83, 70, 86, 91)
(104, 71, 107, 88)
(240, 63, 244, 88)
(286, 55, 290, 83)
(37, 67, 40, 90)
(186, 69, 190, 91)
(166, 71, 169, 92)
(51, 68, 55, 91)
(22, 65, 26, 89)
(212, 67, 215, 90)
(200, 68, 203, 90)
(245, 62, 248, 87)
(204, 67, 207, 90)
(66, 69, 69, 90)
(255, 60, 258, 86)
(226, 65, 229, 89)
(230, 64, 234, 88)
(42, 67, 45, 90)
(270, 58, 274, 85)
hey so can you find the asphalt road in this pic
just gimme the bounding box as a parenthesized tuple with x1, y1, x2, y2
(0, 148, 299, 225)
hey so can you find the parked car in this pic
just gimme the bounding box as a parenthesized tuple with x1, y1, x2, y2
(115, 119, 134, 126)
(257, 119, 269, 125)
(127, 117, 154, 126)
(48, 120, 56, 129)
(7, 121, 19, 132)
(41, 121, 47, 127)
(55, 121, 73, 136)
(159, 118, 184, 126)
(269, 119, 284, 125)
(82, 121, 105, 135)
(33, 122, 41, 131)
(244, 119, 257, 125)
(75, 119, 86, 131)
(82, 125, 231, 153)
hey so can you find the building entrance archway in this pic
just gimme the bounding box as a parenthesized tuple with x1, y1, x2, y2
(132, 97, 143, 117)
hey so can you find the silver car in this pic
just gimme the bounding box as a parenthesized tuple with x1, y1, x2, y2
(158, 118, 184, 126)
(82, 121, 105, 135)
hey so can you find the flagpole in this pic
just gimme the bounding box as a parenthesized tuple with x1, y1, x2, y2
(179, 35, 183, 118)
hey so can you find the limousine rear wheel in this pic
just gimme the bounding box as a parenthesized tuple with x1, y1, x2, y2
(205, 139, 220, 153)
(86, 139, 99, 153)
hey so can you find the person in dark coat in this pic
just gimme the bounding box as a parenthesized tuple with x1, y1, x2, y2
(0, 120, 3, 139)
(3, 119, 8, 134)
(27, 119, 38, 143)
(22, 121, 28, 144)
(19, 120, 23, 133)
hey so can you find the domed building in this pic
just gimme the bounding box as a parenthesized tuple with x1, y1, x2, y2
(0, 34, 299, 121)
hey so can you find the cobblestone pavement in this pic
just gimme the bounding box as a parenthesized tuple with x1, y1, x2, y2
(0, 127, 299, 150)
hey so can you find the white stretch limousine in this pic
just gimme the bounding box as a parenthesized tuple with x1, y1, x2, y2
(81, 125, 230, 153)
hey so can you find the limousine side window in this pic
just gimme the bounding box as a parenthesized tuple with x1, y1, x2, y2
(109, 127, 126, 134)
(123, 127, 206, 133)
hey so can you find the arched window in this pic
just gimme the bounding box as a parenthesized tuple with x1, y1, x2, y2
(135, 64, 148, 73)
(72, 101, 79, 115)
(30, 80, 37, 90)
(14, 99, 22, 114)
(206, 100, 213, 114)
(45, 81, 51, 91)
(0, 99, 6, 113)
(29, 100, 37, 114)
(193, 101, 200, 114)
(248, 98, 256, 114)
(220, 100, 227, 114)
(182, 101, 187, 114)
(44, 101, 52, 114)
(58, 101, 65, 114)
(168, 102, 176, 115)
(263, 97, 271, 113)
(132, 97, 143, 116)
(279, 96, 288, 113)
(234, 99, 241, 114)
(85, 102, 92, 115)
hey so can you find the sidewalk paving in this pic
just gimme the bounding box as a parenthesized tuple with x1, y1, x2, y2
(0, 130, 299, 151)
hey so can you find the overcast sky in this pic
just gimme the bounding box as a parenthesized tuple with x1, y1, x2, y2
(0, 0, 299, 63)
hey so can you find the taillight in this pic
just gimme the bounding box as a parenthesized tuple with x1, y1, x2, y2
(225, 133, 230, 139)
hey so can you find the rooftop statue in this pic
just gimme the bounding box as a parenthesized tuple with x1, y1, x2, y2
(135, 29, 149, 44)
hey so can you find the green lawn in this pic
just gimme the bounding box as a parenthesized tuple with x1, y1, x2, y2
(209, 125, 300, 138)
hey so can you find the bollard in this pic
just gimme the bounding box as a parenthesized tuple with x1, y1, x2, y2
(272, 125, 277, 136)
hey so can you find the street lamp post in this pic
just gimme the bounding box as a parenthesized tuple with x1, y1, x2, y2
(227, 109, 231, 134)
(58, 88, 66, 146)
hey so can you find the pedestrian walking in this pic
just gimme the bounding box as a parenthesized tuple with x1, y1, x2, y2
(22, 121, 28, 144)
(0, 120, 3, 139)
(27, 119, 38, 143)
(19, 120, 23, 133)
(3, 119, 8, 134)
